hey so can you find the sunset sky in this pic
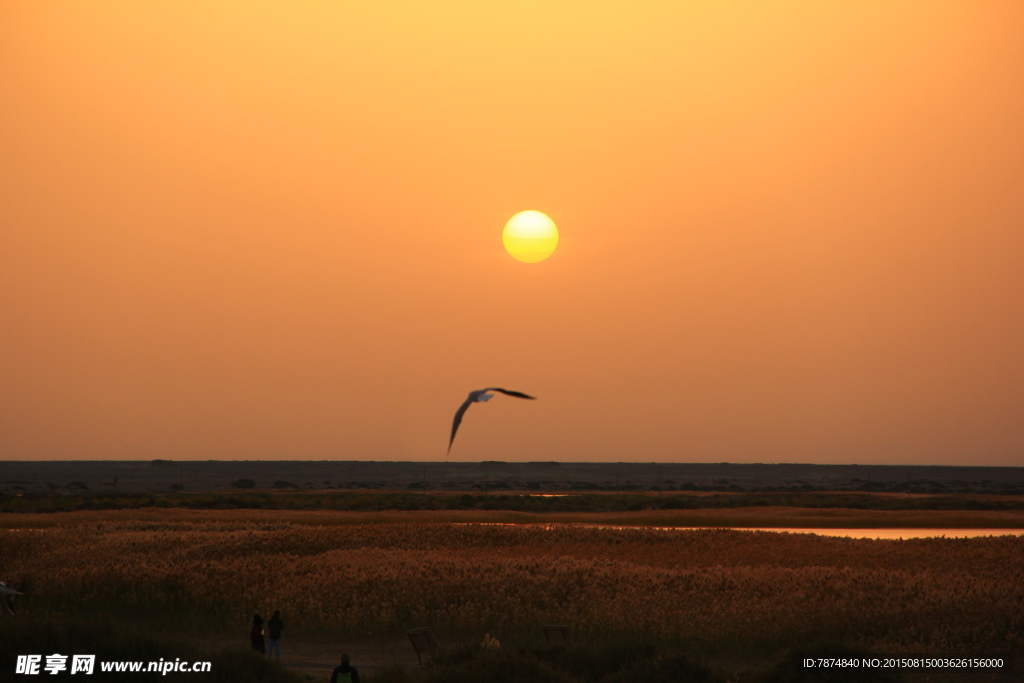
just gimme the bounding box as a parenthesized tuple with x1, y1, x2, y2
(2, 2, 1022, 465)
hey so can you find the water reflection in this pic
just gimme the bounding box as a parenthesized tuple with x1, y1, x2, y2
(738, 528, 1024, 539)
(462, 523, 1024, 539)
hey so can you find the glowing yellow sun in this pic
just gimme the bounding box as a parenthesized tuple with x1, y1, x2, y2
(502, 210, 559, 263)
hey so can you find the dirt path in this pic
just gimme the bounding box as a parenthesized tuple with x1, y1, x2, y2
(202, 635, 424, 681)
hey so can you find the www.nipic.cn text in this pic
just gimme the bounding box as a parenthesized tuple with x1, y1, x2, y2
(16, 655, 212, 675)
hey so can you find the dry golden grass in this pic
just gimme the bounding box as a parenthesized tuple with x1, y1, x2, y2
(4, 515, 1023, 656)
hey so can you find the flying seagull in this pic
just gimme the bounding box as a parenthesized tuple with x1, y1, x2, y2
(0, 582, 22, 616)
(449, 388, 536, 453)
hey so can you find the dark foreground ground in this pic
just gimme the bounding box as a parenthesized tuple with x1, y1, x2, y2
(10, 621, 1006, 683)
(4, 460, 1024, 495)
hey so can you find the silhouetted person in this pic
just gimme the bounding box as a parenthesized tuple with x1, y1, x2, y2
(250, 614, 266, 654)
(330, 653, 360, 683)
(267, 610, 284, 661)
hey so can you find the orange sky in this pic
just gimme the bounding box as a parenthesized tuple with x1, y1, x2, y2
(2, 2, 1022, 465)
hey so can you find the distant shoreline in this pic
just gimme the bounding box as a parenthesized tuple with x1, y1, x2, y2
(4, 460, 1023, 496)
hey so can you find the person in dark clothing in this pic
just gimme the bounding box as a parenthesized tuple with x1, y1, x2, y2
(267, 610, 284, 661)
(250, 614, 265, 654)
(330, 653, 360, 683)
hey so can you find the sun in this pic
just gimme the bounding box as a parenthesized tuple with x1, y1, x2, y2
(502, 210, 559, 263)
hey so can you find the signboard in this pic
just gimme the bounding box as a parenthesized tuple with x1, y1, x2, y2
(406, 627, 439, 666)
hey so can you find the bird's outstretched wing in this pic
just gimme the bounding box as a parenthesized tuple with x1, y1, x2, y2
(2, 594, 14, 616)
(448, 388, 536, 453)
(448, 395, 477, 453)
(486, 388, 536, 400)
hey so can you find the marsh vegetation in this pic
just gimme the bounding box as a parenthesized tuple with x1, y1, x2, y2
(3, 516, 1022, 680)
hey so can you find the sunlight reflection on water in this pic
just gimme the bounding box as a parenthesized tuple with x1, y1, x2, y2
(460, 524, 1024, 539)
(737, 528, 1024, 539)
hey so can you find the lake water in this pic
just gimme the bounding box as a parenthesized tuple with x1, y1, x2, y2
(737, 527, 1024, 539)
(460, 523, 1024, 539)
(597, 526, 1024, 539)
(5, 524, 1022, 540)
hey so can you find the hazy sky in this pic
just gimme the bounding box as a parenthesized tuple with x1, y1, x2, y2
(2, 2, 1022, 465)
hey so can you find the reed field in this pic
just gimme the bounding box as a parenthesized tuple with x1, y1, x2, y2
(3, 517, 1023, 664)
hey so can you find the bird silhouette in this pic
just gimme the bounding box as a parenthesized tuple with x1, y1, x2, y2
(449, 388, 535, 453)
